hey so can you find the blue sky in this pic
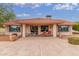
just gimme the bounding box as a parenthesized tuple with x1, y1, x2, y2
(10, 3, 79, 21)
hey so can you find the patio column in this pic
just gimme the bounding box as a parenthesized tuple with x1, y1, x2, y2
(53, 24, 57, 37)
(49, 25, 51, 31)
(5, 25, 9, 32)
(22, 24, 26, 38)
(38, 26, 41, 35)
(69, 26, 73, 35)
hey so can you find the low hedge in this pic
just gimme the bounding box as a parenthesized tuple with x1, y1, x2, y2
(68, 37, 79, 45)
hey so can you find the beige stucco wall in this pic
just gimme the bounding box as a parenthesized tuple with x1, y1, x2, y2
(38, 26, 41, 35)
(58, 32, 72, 36)
(58, 26, 73, 36)
(53, 24, 57, 37)
(5, 25, 73, 37)
(47, 25, 73, 36)
(5, 26, 9, 32)
(5, 25, 22, 37)
(25, 25, 30, 34)
(49, 25, 53, 35)
(5, 25, 30, 37)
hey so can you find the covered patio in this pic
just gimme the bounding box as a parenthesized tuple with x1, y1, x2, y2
(2, 18, 74, 39)
(21, 24, 57, 37)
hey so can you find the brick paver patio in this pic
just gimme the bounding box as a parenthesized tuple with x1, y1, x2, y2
(0, 37, 79, 56)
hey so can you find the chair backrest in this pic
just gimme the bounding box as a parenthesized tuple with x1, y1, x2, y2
(48, 31, 51, 34)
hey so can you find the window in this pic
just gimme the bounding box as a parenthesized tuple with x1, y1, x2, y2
(58, 26, 69, 32)
(41, 26, 48, 32)
(30, 26, 38, 32)
(9, 25, 20, 32)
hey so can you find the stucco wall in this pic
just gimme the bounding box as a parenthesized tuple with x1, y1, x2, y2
(49, 25, 53, 35)
(49, 25, 73, 36)
(25, 25, 30, 34)
(6, 25, 73, 37)
(5, 26, 9, 32)
(58, 26, 73, 36)
(58, 32, 72, 36)
(5, 25, 22, 37)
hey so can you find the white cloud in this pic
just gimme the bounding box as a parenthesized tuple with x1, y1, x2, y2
(32, 4, 40, 8)
(14, 3, 26, 8)
(31, 4, 42, 9)
(14, 3, 26, 6)
(53, 3, 78, 10)
(14, 3, 42, 8)
(45, 3, 52, 6)
(23, 13, 30, 16)
(71, 3, 78, 6)
(37, 13, 42, 15)
(16, 13, 30, 17)
(31, 3, 52, 8)
(14, 3, 79, 10)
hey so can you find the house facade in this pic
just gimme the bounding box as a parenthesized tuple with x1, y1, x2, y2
(3, 18, 74, 38)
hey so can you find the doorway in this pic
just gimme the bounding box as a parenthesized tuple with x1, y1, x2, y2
(30, 26, 38, 35)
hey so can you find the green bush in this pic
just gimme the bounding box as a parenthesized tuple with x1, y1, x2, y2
(68, 37, 79, 45)
(73, 22, 79, 31)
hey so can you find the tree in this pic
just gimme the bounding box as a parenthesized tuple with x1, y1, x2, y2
(0, 3, 16, 23)
(46, 15, 52, 18)
(73, 22, 79, 31)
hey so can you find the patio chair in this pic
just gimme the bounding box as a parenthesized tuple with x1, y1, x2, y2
(26, 33, 31, 36)
(40, 31, 52, 37)
(48, 31, 52, 36)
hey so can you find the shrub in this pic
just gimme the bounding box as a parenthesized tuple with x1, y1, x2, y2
(68, 37, 79, 45)
(73, 22, 79, 31)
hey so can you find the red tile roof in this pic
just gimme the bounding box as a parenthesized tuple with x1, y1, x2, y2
(3, 20, 20, 25)
(58, 20, 75, 25)
(17, 18, 64, 25)
(3, 18, 75, 26)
